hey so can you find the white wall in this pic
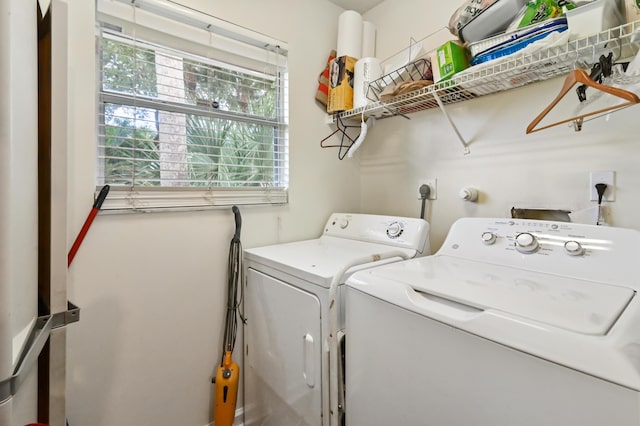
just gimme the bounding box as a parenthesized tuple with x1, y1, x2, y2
(361, 0, 640, 250)
(65, 1, 357, 425)
(63, 0, 640, 424)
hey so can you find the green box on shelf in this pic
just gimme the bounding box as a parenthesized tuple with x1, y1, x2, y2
(435, 41, 469, 83)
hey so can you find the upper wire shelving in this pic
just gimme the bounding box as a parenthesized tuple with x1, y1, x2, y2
(337, 19, 640, 122)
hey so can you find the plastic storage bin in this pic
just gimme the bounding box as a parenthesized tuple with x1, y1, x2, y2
(566, 0, 624, 40)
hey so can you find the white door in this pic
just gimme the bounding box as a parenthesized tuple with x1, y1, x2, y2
(244, 269, 322, 426)
(0, 0, 39, 424)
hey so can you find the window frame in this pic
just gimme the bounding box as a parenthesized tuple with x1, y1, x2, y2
(95, 0, 289, 212)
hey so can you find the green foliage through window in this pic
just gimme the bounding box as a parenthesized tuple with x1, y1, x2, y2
(97, 32, 287, 190)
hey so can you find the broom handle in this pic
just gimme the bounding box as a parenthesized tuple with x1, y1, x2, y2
(68, 185, 110, 267)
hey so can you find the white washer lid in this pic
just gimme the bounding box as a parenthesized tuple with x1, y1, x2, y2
(369, 255, 634, 335)
(245, 235, 417, 288)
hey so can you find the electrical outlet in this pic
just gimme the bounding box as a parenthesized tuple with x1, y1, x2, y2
(589, 171, 615, 202)
(424, 179, 437, 200)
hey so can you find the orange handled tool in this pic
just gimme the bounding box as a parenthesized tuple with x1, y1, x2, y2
(214, 351, 240, 425)
(213, 206, 243, 425)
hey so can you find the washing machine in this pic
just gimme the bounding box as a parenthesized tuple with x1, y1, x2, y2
(243, 213, 430, 426)
(345, 217, 640, 426)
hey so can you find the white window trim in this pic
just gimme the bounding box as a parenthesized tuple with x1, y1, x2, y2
(97, 0, 289, 55)
(99, 187, 287, 213)
(96, 0, 289, 212)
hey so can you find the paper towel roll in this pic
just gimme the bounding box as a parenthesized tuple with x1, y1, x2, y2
(337, 10, 362, 59)
(353, 57, 383, 109)
(361, 21, 376, 58)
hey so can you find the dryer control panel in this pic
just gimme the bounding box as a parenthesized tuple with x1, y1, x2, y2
(438, 218, 640, 288)
(324, 213, 431, 255)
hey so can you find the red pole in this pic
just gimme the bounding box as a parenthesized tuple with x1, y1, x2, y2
(67, 185, 110, 267)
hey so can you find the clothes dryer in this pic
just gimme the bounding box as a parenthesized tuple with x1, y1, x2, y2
(243, 213, 430, 426)
(345, 217, 640, 426)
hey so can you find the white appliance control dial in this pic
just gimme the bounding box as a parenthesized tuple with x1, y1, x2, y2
(515, 232, 539, 254)
(564, 240, 584, 256)
(386, 222, 404, 239)
(481, 232, 497, 245)
(339, 218, 350, 229)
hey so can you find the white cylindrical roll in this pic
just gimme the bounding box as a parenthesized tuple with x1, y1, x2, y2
(353, 57, 383, 109)
(337, 10, 362, 59)
(361, 21, 376, 58)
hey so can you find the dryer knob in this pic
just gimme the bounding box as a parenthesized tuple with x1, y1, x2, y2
(564, 240, 584, 256)
(515, 232, 539, 254)
(481, 232, 497, 245)
(386, 222, 403, 238)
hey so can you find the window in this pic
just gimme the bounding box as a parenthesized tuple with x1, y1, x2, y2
(96, 0, 289, 211)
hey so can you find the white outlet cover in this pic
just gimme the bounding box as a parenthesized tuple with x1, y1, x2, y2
(589, 171, 615, 202)
(426, 178, 437, 200)
(417, 179, 437, 200)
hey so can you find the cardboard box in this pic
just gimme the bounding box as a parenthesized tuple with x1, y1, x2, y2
(434, 41, 469, 83)
(328, 56, 357, 114)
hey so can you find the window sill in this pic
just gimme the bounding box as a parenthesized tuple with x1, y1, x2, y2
(96, 187, 288, 213)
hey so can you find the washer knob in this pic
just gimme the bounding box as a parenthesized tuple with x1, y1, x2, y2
(339, 219, 349, 229)
(515, 232, 539, 254)
(387, 222, 403, 238)
(564, 240, 584, 256)
(481, 232, 497, 245)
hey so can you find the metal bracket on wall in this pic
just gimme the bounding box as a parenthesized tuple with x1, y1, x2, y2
(432, 90, 470, 155)
(0, 300, 80, 404)
(0, 314, 53, 404)
(52, 300, 80, 330)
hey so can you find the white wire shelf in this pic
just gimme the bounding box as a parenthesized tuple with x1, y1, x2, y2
(337, 19, 640, 121)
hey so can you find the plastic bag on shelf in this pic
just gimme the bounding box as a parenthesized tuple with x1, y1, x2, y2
(316, 50, 336, 108)
(507, 0, 576, 31)
(452, 30, 571, 95)
(449, 0, 500, 37)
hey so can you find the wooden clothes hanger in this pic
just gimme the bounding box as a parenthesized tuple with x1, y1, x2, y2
(526, 68, 640, 134)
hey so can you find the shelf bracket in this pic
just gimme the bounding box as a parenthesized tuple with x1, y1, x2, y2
(432, 90, 470, 155)
(0, 314, 53, 404)
(51, 300, 81, 330)
(0, 301, 81, 404)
